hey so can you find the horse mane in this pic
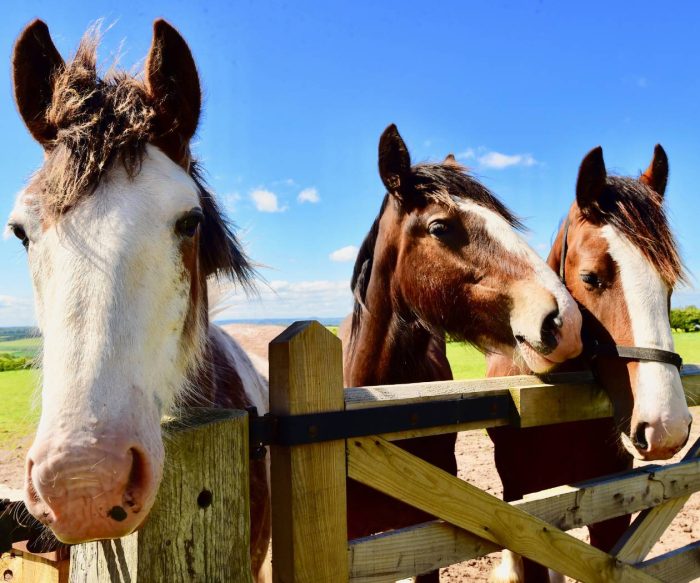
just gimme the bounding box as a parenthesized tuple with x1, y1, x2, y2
(350, 161, 522, 340)
(26, 29, 254, 288)
(585, 176, 684, 287)
(190, 163, 256, 288)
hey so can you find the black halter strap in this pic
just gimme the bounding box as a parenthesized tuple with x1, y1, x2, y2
(589, 343, 683, 371)
(558, 217, 682, 372)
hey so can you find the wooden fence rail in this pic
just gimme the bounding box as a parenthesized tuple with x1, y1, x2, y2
(270, 321, 700, 583)
(6, 321, 700, 582)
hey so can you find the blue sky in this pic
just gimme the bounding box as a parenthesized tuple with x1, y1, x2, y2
(2, 1, 700, 325)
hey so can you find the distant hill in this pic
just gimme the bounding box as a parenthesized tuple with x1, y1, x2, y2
(0, 328, 41, 366)
(0, 327, 40, 342)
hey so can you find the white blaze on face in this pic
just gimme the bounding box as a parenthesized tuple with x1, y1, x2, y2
(16, 145, 203, 454)
(452, 197, 583, 368)
(601, 225, 691, 455)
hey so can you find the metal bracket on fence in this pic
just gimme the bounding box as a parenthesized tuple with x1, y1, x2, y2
(248, 394, 511, 450)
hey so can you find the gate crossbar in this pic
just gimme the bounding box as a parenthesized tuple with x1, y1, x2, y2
(347, 435, 660, 583)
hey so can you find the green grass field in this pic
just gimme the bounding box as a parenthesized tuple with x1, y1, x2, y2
(0, 369, 39, 448)
(446, 332, 700, 379)
(0, 331, 698, 448)
(670, 332, 700, 364)
(0, 337, 41, 358)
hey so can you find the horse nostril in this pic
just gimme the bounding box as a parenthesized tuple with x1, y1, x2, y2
(123, 447, 148, 513)
(514, 334, 525, 344)
(540, 309, 561, 351)
(633, 423, 650, 451)
(543, 309, 562, 331)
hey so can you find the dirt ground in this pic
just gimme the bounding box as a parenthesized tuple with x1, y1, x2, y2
(2, 323, 698, 581)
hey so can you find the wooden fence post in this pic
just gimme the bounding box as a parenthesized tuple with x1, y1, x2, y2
(269, 321, 348, 583)
(69, 408, 252, 583)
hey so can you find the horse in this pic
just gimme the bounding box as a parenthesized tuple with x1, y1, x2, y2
(487, 146, 692, 583)
(339, 125, 584, 582)
(7, 20, 271, 581)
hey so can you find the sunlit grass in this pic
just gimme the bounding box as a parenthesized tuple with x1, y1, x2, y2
(0, 337, 41, 358)
(0, 369, 39, 449)
(0, 332, 697, 447)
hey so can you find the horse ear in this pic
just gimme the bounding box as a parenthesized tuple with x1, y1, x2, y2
(640, 144, 668, 197)
(378, 124, 411, 196)
(145, 19, 201, 164)
(444, 153, 458, 166)
(12, 20, 64, 147)
(576, 146, 607, 210)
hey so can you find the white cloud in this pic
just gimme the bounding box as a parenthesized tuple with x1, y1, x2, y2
(250, 189, 286, 213)
(211, 279, 352, 320)
(297, 187, 320, 204)
(478, 151, 537, 169)
(456, 148, 475, 161)
(329, 245, 358, 262)
(455, 148, 537, 169)
(0, 295, 35, 326)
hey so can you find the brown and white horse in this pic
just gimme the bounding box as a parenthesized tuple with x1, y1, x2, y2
(7, 20, 270, 580)
(488, 146, 692, 583)
(340, 125, 583, 582)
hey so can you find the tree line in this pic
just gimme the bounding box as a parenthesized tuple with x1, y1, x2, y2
(670, 306, 700, 332)
(0, 353, 32, 371)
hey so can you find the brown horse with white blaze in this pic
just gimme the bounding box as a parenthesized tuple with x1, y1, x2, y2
(341, 125, 583, 582)
(488, 146, 691, 583)
(7, 20, 271, 581)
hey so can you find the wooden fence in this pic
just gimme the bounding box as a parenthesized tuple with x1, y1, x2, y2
(269, 321, 700, 583)
(4, 320, 700, 582)
(1, 409, 254, 583)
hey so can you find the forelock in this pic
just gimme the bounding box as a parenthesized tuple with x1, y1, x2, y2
(583, 175, 684, 286)
(29, 30, 155, 216)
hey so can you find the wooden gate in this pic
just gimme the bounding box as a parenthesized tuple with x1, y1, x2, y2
(269, 321, 700, 583)
(4, 320, 700, 582)
(1, 409, 254, 583)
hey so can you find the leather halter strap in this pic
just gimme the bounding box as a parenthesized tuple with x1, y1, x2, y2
(558, 216, 682, 371)
(590, 343, 683, 371)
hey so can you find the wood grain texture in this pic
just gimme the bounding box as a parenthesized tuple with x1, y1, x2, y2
(638, 541, 700, 582)
(1, 545, 69, 583)
(349, 456, 700, 581)
(1, 542, 69, 583)
(269, 321, 348, 583)
(510, 381, 613, 427)
(347, 435, 660, 583)
(69, 408, 252, 583)
(344, 371, 594, 409)
(0, 550, 23, 582)
(349, 520, 499, 582)
(613, 437, 700, 564)
(344, 367, 700, 439)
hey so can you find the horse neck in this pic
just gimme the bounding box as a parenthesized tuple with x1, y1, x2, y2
(347, 269, 451, 387)
(179, 276, 253, 411)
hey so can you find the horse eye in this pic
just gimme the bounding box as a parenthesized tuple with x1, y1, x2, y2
(580, 272, 601, 288)
(175, 209, 204, 238)
(11, 225, 29, 249)
(428, 221, 450, 238)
